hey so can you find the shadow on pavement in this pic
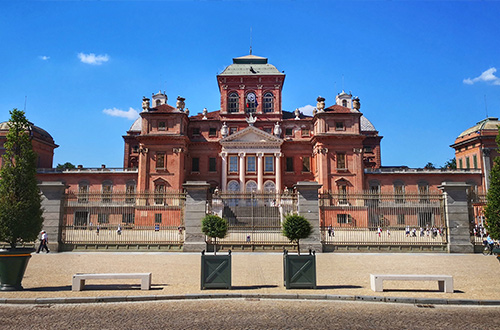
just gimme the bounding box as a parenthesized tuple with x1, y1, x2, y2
(316, 285, 363, 290)
(231, 285, 279, 290)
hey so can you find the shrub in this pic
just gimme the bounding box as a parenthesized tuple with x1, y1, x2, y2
(282, 214, 312, 255)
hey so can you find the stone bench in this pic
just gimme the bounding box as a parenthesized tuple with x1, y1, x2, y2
(72, 273, 152, 291)
(370, 274, 453, 293)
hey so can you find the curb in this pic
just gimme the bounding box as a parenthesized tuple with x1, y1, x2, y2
(1, 294, 500, 306)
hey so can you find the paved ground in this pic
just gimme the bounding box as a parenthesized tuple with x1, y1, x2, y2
(1, 252, 499, 300)
(1, 300, 500, 330)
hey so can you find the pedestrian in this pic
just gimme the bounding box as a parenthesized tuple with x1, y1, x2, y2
(246, 235, 251, 242)
(387, 228, 391, 237)
(37, 230, 50, 253)
(377, 227, 382, 237)
(405, 226, 410, 237)
(327, 225, 332, 237)
(96, 225, 100, 235)
(117, 225, 122, 235)
(155, 224, 160, 231)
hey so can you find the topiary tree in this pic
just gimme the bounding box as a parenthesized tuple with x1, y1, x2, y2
(201, 214, 228, 255)
(0, 109, 44, 249)
(484, 126, 500, 240)
(282, 214, 312, 255)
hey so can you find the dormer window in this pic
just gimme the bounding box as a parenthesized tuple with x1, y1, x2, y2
(156, 100, 161, 107)
(342, 100, 347, 107)
(335, 122, 345, 131)
(158, 121, 166, 131)
(228, 92, 239, 113)
(263, 92, 274, 113)
(192, 128, 200, 136)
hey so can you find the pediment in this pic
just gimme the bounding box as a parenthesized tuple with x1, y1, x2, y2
(220, 126, 283, 146)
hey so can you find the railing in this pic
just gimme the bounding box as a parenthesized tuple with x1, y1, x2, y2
(37, 168, 138, 174)
(319, 191, 446, 246)
(61, 190, 185, 245)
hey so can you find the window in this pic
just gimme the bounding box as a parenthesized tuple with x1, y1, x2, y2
(337, 153, 346, 170)
(209, 127, 217, 137)
(132, 145, 139, 153)
(337, 214, 349, 224)
(209, 157, 216, 172)
(335, 122, 344, 131)
(192, 128, 200, 136)
(285, 128, 293, 137)
(247, 156, 256, 172)
(265, 156, 274, 172)
(78, 182, 89, 203)
(102, 181, 112, 203)
(394, 182, 405, 203)
(155, 213, 162, 224)
(230, 127, 237, 135)
(418, 183, 429, 203)
(245, 92, 257, 113)
(156, 152, 165, 169)
(158, 121, 166, 131)
(227, 180, 240, 192)
(98, 214, 109, 224)
(459, 158, 463, 169)
(301, 128, 310, 137)
(342, 100, 347, 107)
(466, 157, 470, 169)
(154, 184, 165, 205)
(192, 157, 200, 172)
(74, 211, 89, 226)
(363, 146, 373, 153)
(229, 156, 238, 172)
(263, 92, 274, 113)
(246, 181, 257, 192)
(264, 127, 272, 134)
(302, 156, 310, 172)
(122, 213, 135, 225)
(397, 214, 405, 225)
(125, 181, 136, 204)
(338, 184, 348, 204)
(263, 181, 276, 193)
(473, 154, 478, 169)
(228, 92, 239, 113)
(286, 157, 294, 172)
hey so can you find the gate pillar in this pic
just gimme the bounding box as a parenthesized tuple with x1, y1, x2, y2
(183, 181, 210, 252)
(38, 181, 66, 253)
(438, 182, 474, 253)
(294, 182, 323, 253)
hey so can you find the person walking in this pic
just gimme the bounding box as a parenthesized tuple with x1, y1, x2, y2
(37, 230, 50, 253)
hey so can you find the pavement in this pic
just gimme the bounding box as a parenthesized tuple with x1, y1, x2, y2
(1, 252, 500, 305)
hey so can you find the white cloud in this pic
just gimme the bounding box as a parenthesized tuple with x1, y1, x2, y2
(463, 67, 500, 85)
(298, 105, 315, 116)
(39, 55, 50, 61)
(78, 52, 110, 65)
(103, 107, 139, 120)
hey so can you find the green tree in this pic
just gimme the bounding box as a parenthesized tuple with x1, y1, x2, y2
(0, 109, 44, 248)
(484, 127, 500, 240)
(56, 162, 76, 170)
(201, 214, 228, 255)
(282, 214, 312, 255)
(424, 162, 436, 169)
(442, 158, 457, 169)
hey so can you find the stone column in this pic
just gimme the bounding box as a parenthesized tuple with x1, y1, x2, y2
(438, 182, 474, 253)
(275, 152, 282, 193)
(220, 152, 227, 192)
(239, 152, 246, 192)
(183, 181, 210, 252)
(257, 152, 264, 191)
(294, 181, 322, 253)
(38, 181, 66, 252)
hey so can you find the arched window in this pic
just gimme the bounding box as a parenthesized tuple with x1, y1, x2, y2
(125, 181, 136, 204)
(78, 181, 89, 203)
(263, 181, 276, 193)
(102, 180, 113, 203)
(156, 99, 161, 107)
(227, 180, 240, 192)
(228, 92, 239, 113)
(393, 180, 405, 203)
(342, 99, 348, 107)
(263, 92, 274, 113)
(418, 181, 429, 203)
(246, 180, 258, 192)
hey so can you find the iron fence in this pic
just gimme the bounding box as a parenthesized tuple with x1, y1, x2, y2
(61, 190, 185, 245)
(319, 191, 447, 246)
(208, 191, 297, 244)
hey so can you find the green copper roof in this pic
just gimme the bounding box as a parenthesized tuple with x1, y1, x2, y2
(458, 117, 500, 138)
(219, 54, 284, 76)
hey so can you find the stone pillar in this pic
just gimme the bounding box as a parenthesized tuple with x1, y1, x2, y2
(294, 181, 322, 253)
(38, 181, 66, 252)
(438, 182, 474, 253)
(257, 152, 264, 191)
(183, 181, 210, 252)
(239, 152, 246, 192)
(220, 152, 227, 192)
(275, 152, 282, 193)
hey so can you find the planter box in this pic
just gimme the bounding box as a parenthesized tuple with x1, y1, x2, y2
(200, 252, 231, 290)
(0, 248, 35, 291)
(283, 251, 316, 289)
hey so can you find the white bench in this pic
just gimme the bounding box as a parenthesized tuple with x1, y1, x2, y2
(370, 274, 453, 293)
(72, 273, 152, 291)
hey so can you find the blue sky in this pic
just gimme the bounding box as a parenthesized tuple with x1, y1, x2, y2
(1, 0, 499, 168)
